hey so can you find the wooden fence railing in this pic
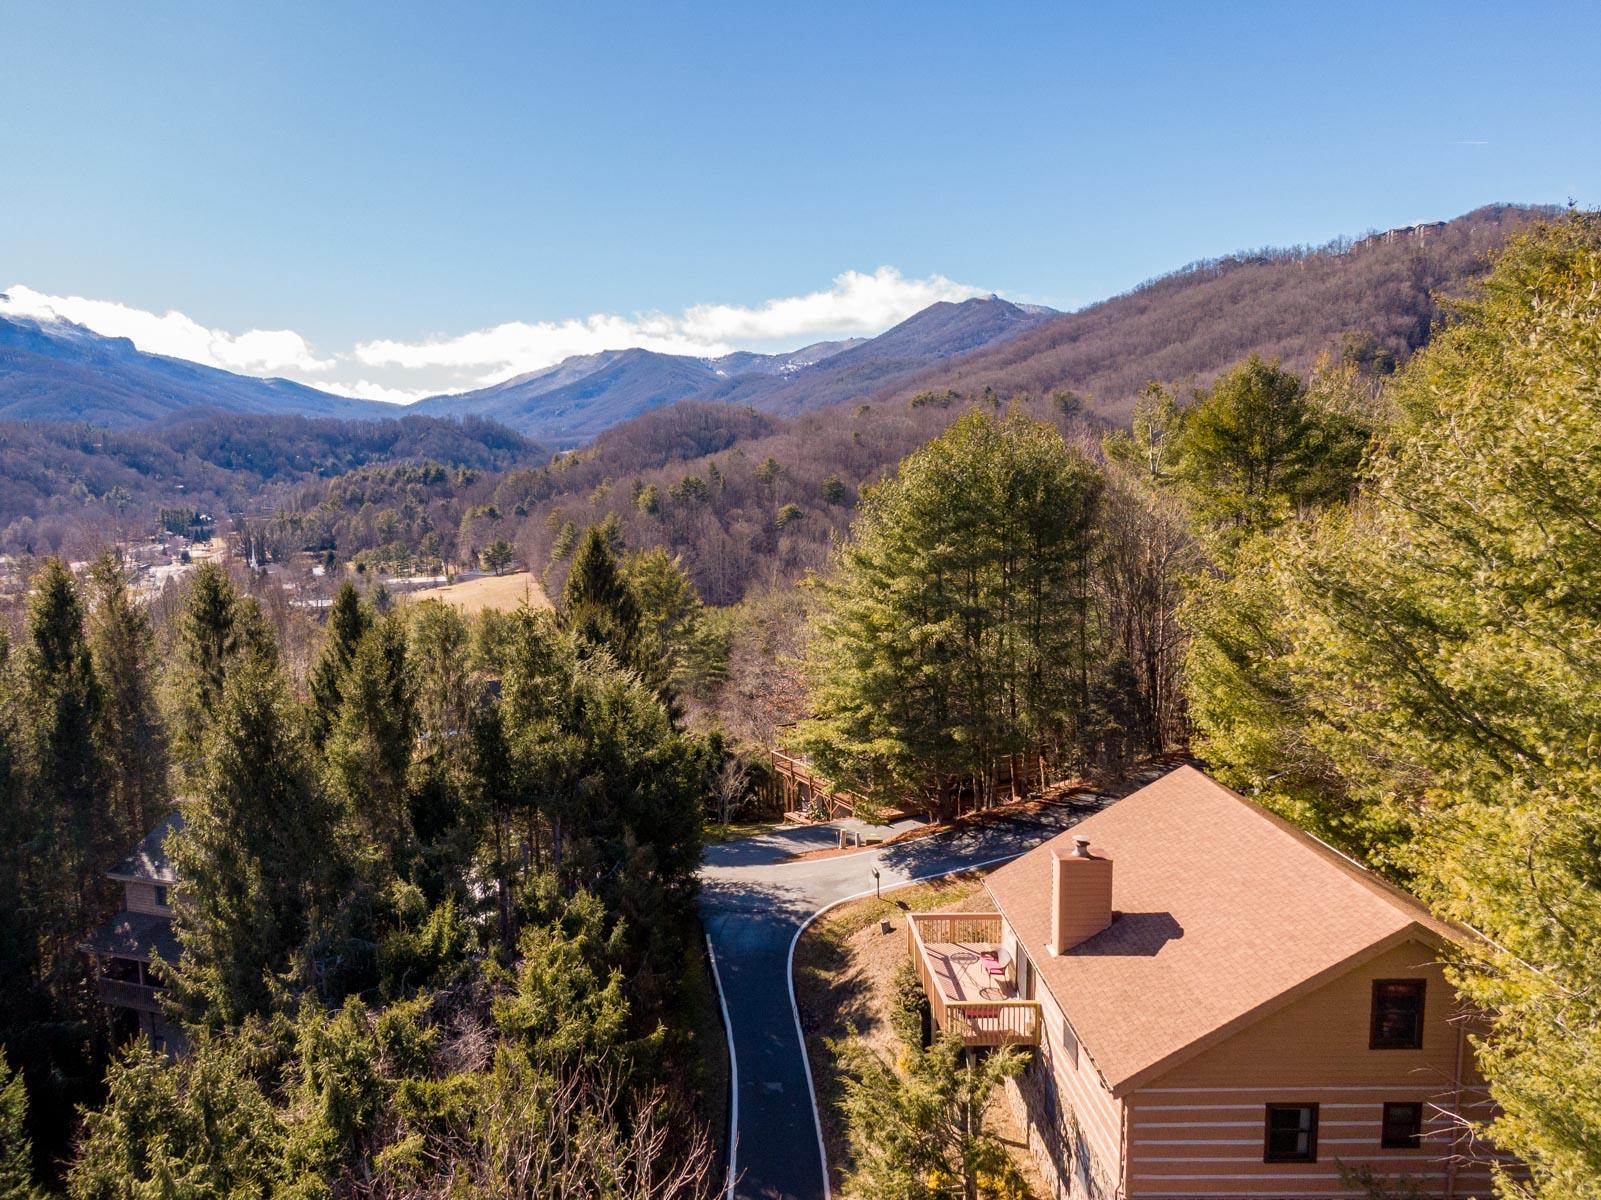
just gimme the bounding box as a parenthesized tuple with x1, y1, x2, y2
(906, 912, 1040, 1048)
(763, 750, 871, 819)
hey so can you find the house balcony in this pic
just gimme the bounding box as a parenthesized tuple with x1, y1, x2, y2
(96, 976, 166, 1015)
(907, 912, 1040, 1047)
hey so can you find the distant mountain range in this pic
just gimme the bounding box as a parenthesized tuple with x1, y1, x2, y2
(0, 308, 393, 425)
(0, 205, 1557, 446)
(0, 295, 1052, 445)
(411, 296, 1052, 444)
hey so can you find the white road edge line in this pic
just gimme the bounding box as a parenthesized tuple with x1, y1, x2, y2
(705, 933, 739, 1200)
(784, 850, 1034, 1200)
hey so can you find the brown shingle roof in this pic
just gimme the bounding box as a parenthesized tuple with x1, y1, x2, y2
(983, 765, 1464, 1096)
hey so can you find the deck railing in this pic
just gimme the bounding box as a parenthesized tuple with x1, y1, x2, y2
(767, 750, 871, 819)
(97, 977, 166, 1014)
(906, 912, 1040, 1047)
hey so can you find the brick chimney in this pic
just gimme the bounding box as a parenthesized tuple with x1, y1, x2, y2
(1048, 835, 1113, 955)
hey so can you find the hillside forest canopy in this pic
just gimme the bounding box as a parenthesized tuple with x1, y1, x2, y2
(0, 212, 1597, 1200)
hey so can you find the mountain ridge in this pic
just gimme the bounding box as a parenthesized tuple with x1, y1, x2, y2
(410, 296, 1052, 444)
(0, 311, 394, 426)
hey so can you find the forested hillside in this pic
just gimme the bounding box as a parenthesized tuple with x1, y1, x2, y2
(0, 412, 546, 559)
(253, 207, 1551, 614)
(0, 559, 724, 1195)
(868, 204, 1552, 422)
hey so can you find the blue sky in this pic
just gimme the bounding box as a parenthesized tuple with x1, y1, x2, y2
(3, 1, 1599, 401)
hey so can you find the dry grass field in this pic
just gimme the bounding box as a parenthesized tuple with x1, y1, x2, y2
(401, 571, 551, 615)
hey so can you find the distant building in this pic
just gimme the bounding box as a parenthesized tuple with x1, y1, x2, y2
(906, 767, 1511, 1198)
(82, 812, 188, 1057)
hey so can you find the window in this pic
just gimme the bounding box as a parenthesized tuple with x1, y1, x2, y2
(1371, 979, 1426, 1049)
(1017, 950, 1036, 1000)
(154, 885, 169, 909)
(1061, 1016, 1080, 1069)
(1381, 1102, 1423, 1149)
(1264, 1104, 1319, 1163)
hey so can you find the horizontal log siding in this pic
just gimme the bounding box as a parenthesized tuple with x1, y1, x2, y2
(1123, 941, 1502, 1198)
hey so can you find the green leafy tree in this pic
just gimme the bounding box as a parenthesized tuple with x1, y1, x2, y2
(308, 581, 370, 748)
(837, 1033, 1026, 1200)
(797, 409, 1102, 818)
(624, 548, 726, 700)
(86, 552, 168, 838)
(68, 1039, 283, 1200)
(406, 601, 481, 900)
(170, 648, 339, 1025)
(1171, 355, 1368, 552)
(498, 610, 702, 1025)
(0, 633, 43, 1032)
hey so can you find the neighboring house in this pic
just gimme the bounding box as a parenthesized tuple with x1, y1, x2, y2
(905, 766, 1508, 1198)
(82, 811, 188, 1057)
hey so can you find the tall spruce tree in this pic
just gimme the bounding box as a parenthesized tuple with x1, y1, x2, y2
(308, 582, 370, 748)
(170, 643, 337, 1025)
(561, 526, 642, 666)
(86, 552, 168, 839)
(498, 610, 702, 1021)
(19, 560, 110, 996)
(406, 601, 479, 900)
(165, 563, 244, 780)
(324, 614, 416, 881)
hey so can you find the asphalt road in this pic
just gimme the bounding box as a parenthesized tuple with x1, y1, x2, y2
(698, 802, 1099, 1200)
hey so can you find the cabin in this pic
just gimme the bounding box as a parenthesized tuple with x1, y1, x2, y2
(81, 812, 188, 1057)
(906, 766, 1509, 1198)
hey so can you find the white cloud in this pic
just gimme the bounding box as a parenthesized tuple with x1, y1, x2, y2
(355, 314, 733, 382)
(678, 267, 983, 344)
(354, 267, 988, 384)
(3, 266, 994, 403)
(0, 284, 334, 374)
(316, 379, 436, 406)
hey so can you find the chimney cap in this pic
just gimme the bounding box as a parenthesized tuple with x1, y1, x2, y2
(1072, 834, 1093, 857)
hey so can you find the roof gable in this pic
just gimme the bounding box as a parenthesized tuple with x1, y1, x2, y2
(984, 766, 1463, 1095)
(108, 810, 184, 884)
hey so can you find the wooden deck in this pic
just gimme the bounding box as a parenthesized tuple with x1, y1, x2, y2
(907, 912, 1040, 1047)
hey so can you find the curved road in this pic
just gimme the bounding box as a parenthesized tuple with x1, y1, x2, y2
(698, 803, 1098, 1200)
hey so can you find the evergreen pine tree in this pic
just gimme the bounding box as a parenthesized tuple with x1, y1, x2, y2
(170, 649, 337, 1025)
(308, 582, 369, 748)
(0, 1052, 42, 1200)
(0, 631, 41, 1026)
(561, 526, 641, 665)
(324, 615, 416, 881)
(86, 552, 168, 840)
(165, 562, 244, 779)
(19, 560, 110, 996)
